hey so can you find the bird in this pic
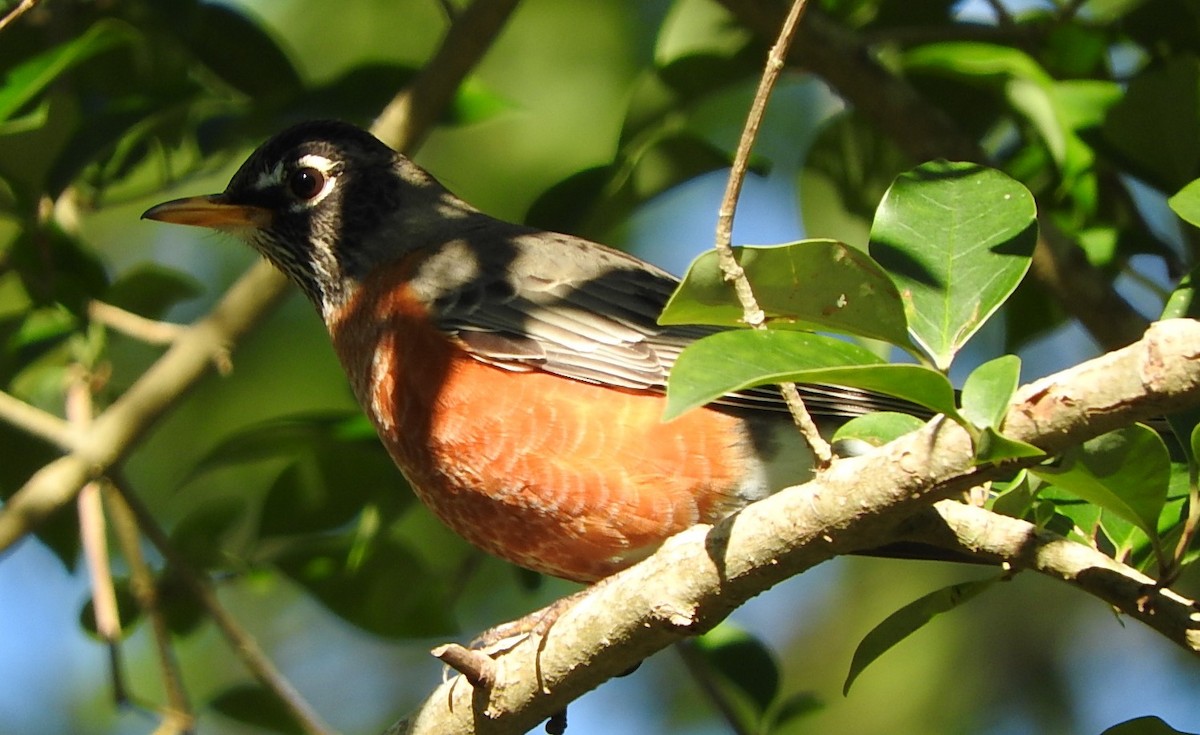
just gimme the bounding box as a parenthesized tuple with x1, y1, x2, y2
(143, 120, 914, 583)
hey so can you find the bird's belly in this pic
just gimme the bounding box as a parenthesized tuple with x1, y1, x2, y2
(396, 356, 790, 581)
(327, 279, 809, 582)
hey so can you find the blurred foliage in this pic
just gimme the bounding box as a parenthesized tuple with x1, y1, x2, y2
(3, 0, 1200, 734)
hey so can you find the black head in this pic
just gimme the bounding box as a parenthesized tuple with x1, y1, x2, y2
(143, 120, 454, 314)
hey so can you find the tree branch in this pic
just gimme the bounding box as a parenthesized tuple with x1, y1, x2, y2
(388, 319, 1200, 734)
(896, 501, 1200, 652)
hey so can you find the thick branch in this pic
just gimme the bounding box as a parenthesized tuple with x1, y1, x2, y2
(896, 501, 1200, 651)
(390, 321, 1200, 734)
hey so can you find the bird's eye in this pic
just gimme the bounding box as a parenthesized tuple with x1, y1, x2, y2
(288, 167, 326, 201)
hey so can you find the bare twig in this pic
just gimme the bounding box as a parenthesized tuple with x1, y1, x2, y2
(714, 0, 832, 467)
(373, 0, 522, 153)
(0, 0, 39, 33)
(90, 301, 188, 345)
(0, 389, 74, 449)
(105, 481, 194, 730)
(0, 262, 288, 552)
(431, 644, 497, 689)
(108, 477, 339, 735)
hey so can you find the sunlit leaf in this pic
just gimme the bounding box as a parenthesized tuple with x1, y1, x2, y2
(1168, 178, 1200, 229)
(869, 161, 1037, 370)
(661, 241, 913, 350)
(665, 329, 958, 421)
(832, 412, 925, 449)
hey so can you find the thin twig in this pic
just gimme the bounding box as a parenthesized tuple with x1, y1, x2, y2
(108, 477, 339, 735)
(105, 480, 194, 731)
(0, 389, 75, 449)
(714, 0, 833, 467)
(0, 0, 39, 33)
(69, 368, 129, 706)
(90, 301, 188, 345)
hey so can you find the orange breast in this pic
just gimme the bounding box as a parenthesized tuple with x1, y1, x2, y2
(327, 262, 768, 582)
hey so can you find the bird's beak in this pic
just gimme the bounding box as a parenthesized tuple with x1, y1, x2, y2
(142, 195, 273, 231)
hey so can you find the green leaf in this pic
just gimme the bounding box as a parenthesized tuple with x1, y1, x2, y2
(1102, 55, 1200, 190)
(832, 412, 925, 449)
(258, 438, 408, 538)
(184, 5, 303, 99)
(210, 683, 304, 735)
(170, 497, 248, 571)
(693, 622, 779, 716)
(960, 355, 1021, 430)
(1168, 178, 1200, 229)
(447, 76, 513, 125)
(960, 355, 1043, 461)
(661, 242, 912, 349)
(275, 533, 455, 638)
(869, 161, 1037, 371)
(0, 20, 136, 122)
(844, 577, 997, 694)
(664, 330, 958, 421)
(1032, 425, 1171, 542)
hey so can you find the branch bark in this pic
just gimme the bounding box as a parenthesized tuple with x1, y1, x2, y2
(388, 319, 1200, 734)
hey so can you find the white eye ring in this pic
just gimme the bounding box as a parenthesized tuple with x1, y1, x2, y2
(286, 154, 337, 208)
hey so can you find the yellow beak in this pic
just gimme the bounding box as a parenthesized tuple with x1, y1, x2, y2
(142, 195, 273, 231)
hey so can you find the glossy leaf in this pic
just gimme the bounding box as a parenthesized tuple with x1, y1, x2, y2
(1168, 178, 1200, 229)
(844, 577, 998, 694)
(1032, 425, 1170, 542)
(832, 412, 925, 449)
(662, 242, 912, 349)
(665, 329, 959, 421)
(869, 161, 1037, 370)
(961, 355, 1043, 461)
(960, 355, 1021, 430)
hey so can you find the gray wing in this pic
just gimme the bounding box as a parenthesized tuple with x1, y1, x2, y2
(423, 229, 924, 420)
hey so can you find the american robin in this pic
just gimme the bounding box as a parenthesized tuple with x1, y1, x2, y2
(143, 120, 906, 583)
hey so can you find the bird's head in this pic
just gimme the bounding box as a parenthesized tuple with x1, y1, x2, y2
(143, 120, 469, 316)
